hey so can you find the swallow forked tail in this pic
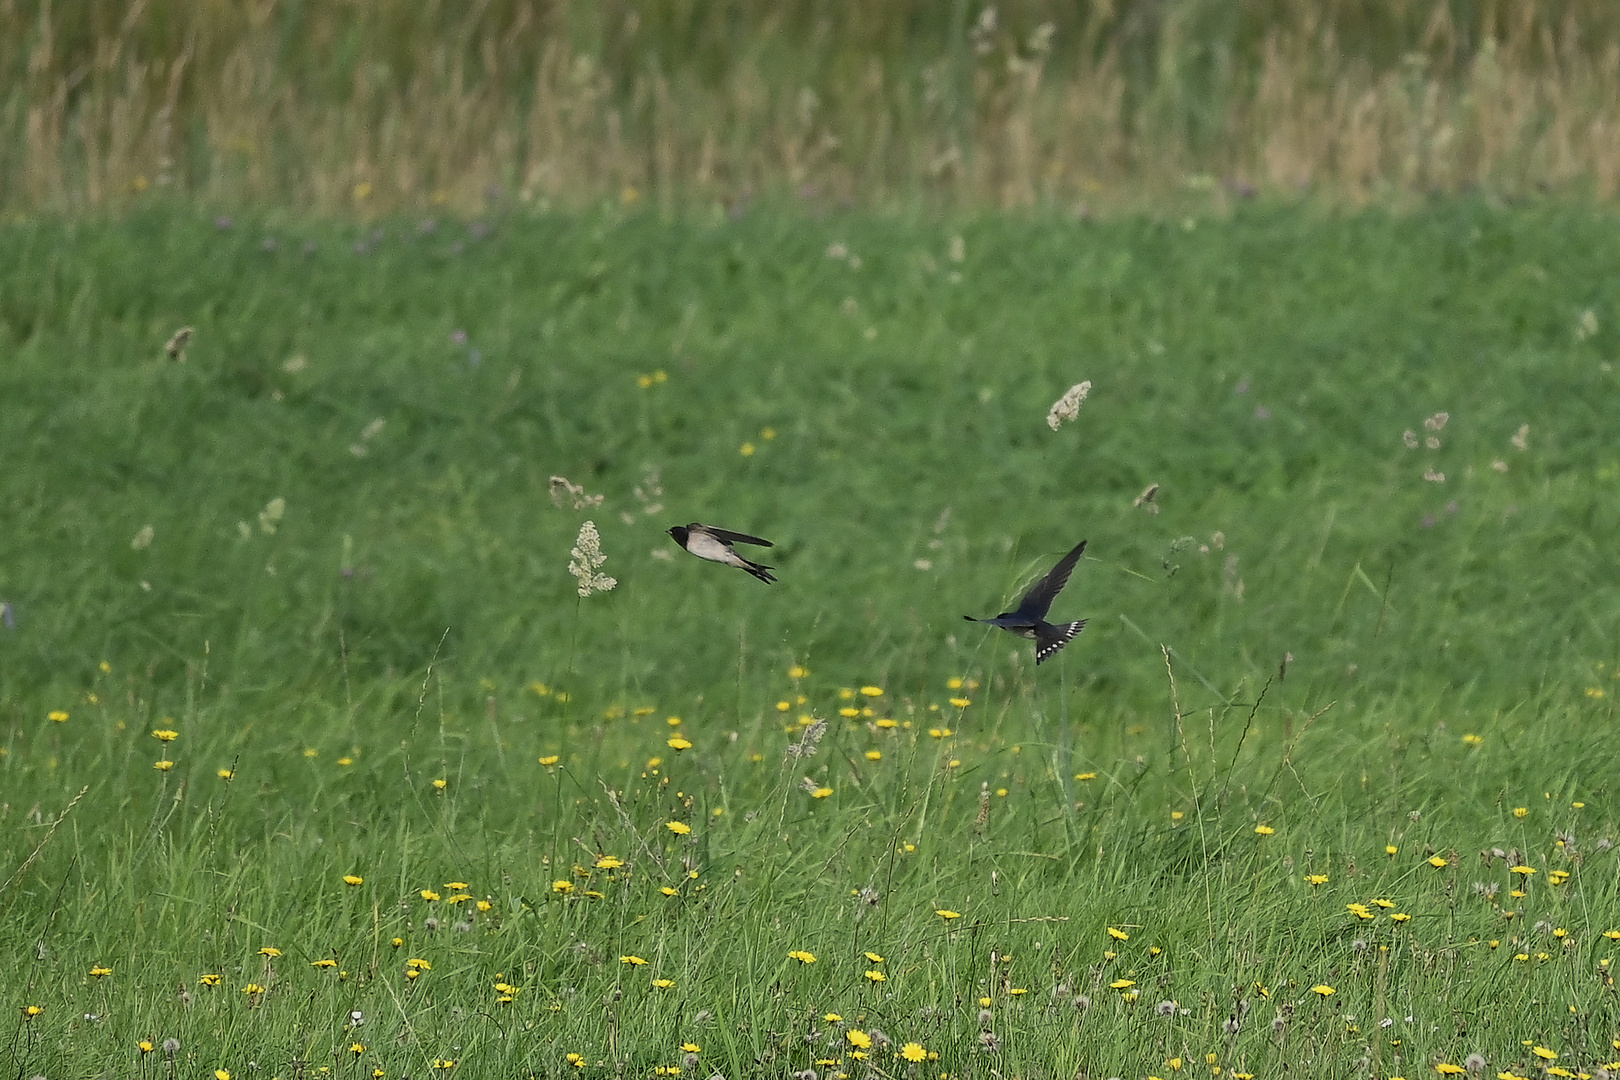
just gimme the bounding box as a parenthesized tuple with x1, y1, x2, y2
(742, 559, 777, 584)
(1034, 620, 1087, 664)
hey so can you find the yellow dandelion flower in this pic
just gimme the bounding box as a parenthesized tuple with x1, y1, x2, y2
(847, 1030, 872, 1049)
(1110, 979, 1136, 989)
(865, 750, 882, 760)
(1254, 824, 1275, 835)
(788, 950, 817, 963)
(1428, 856, 1449, 868)
(1386, 844, 1399, 855)
(152, 729, 179, 742)
(902, 1043, 927, 1062)
(1310, 984, 1334, 996)
(1462, 733, 1483, 746)
(311, 958, 337, 968)
(936, 909, 962, 920)
(667, 736, 693, 751)
(199, 973, 222, 986)
(595, 855, 624, 870)
(1435, 1066, 1466, 1076)
(1390, 912, 1411, 922)
(539, 755, 560, 766)
(154, 760, 175, 771)
(1532, 1048, 1558, 1061)
(552, 880, 574, 893)
(259, 947, 282, 958)
(811, 787, 833, 799)
(666, 821, 692, 835)
(864, 951, 884, 963)
(1510, 865, 1536, 875)
(651, 978, 676, 988)
(1513, 807, 1528, 818)
(1107, 926, 1129, 940)
(139, 1040, 154, 1053)
(89, 965, 112, 977)
(621, 955, 648, 965)
(344, 874, 364, 886)
(217, 768, 233, 779)
(49, 710, 69, 723)
(1305, 874, 1329, 885)
(864, 969, 886, 982)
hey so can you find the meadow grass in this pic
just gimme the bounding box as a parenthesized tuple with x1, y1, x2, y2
(2, 201, 1620, 1077)
(5, 0, 1620, 214)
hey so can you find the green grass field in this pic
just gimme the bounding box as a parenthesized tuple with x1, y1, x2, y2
(2, 201, 1619, 1078)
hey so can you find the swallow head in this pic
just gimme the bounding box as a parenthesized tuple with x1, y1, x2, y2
(667, 525, 689, 545)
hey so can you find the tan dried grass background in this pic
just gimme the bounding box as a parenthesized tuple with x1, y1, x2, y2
(4, 0, 1619, 214)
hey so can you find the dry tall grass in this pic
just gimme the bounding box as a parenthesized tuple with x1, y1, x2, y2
(3, 0, 1618, 213)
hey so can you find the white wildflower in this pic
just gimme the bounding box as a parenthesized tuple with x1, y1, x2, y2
(786, 720, 827, 760)
(258, 497, 286, 534)
(131, 525, 155, 550)
(1046, 380, 1092, 430)
(568, 521, 616, 597)
(1576, 308, 1599, 342)
(550, 475, 604, 510)
(164, 326, 193, 361)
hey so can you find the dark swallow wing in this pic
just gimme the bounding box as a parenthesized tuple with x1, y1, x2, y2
(701, 525, 774, 548)
(1013, 540, 1087, 619)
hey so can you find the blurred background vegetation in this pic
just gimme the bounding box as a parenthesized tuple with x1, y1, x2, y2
(4, 0, 1619, 214)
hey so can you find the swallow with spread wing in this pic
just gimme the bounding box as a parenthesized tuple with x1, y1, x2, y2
(964, 539, 1088, 664)
(667, 523, 777, 584)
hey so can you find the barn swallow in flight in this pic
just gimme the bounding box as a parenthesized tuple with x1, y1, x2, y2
(964, 539, 1088, 664)
(667, 523, 777, 584)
